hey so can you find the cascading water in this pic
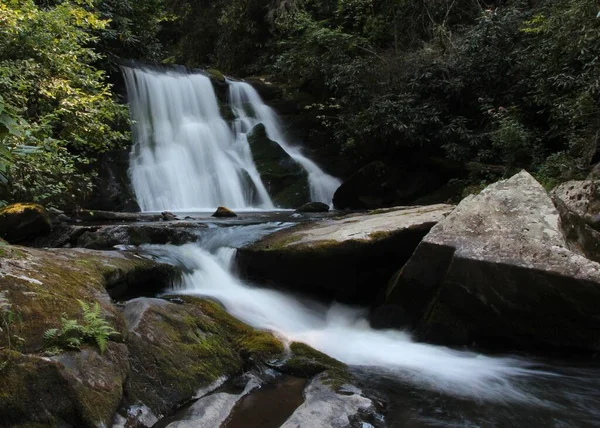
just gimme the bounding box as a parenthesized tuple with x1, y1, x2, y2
(228, 81, 342, 206)
(142, 224, 600, 426)
(123, 67, 274, 212)
(123, 67, 340, 211)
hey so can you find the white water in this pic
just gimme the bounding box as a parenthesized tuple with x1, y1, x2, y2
(228, 81, 342, 206)
(123, 67, 340, 211)
(146, 225, 548, 404)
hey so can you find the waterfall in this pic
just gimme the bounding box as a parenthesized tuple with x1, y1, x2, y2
(122, 67, 340, 211)
(228, 81, 342, 206)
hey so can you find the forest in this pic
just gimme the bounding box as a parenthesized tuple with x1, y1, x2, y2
(0, 0, 599, 208)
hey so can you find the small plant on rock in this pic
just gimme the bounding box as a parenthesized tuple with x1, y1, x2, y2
(44, 300, 119, 355)
(0, 292, 24, 351)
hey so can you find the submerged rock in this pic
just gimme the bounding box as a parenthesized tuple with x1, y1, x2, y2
(380, 171, 600, 352)
(0, 203, 51, 243)
(296, 202, 330, 213)
(237, 204, 453, 303)
(121, 296, 284, 419)
(247, 123, 310, 208)
(212, 206, 238, 218)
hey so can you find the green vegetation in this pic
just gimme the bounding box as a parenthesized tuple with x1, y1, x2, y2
(0, 293, 24, 351)
(1, 0, 598, 206)
(43, 300, 119, 355)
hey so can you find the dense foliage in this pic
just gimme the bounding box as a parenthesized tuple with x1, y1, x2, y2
(167, 0, 600, 191)
(0, 0, 598, 208)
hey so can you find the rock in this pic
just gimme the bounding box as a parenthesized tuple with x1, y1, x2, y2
(552, 180, 600, 219)
(0, 245, 178, 352)
(0, 203, 52, 243)
(0, 244, 176, 427)
(281, 342, 347, 378)
(121, 296, 284, 418)
(73, 209, 162, 222)
(86, 150, 140, 212)
(237, 205, 453, 303)
(162, 373, 262, 428)
(280, 372, 379, 428)
(333, 160, 447, 210)
(161, 211, 179, 221)
(76, 224, 202, 250)
(551, 181, 600, 263)
(0, 344, 128, 428)
(247, 123, 310, 208)
(381, 171, 600, 352)
(296, 202, 330, 213)
(212, 206, 238, 218)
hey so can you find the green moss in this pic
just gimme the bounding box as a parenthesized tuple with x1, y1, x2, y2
(207, 68, 225, 82)
(280, 342, 348, 386)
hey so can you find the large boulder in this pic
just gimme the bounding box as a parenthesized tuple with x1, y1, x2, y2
(247, 123, 310, 208)
(552, 180, 600, 262)
(0, 203, 51, 243)
(0, 344, 128, 428)
(379, 171, 600, 352)
(212, 206, 238, 218)
(0, 244, 175, 427)
(296, 202, 329, 213)
(237, 205, 453, 303)
(333, 161, 447, 210)
(120, 296, 285, 420)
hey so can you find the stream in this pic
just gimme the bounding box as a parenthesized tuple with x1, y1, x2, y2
(135, 217, 600, 427)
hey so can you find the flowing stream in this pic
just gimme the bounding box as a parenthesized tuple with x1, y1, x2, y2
(123, 67, 340, 211)
(141, 223, 600, 427)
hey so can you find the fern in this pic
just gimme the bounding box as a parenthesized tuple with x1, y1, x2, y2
(43, 301, 119, 355)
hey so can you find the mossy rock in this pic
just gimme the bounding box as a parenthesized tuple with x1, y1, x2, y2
(122, 296, 285, 417)
(0, 203, 51, 244)
(0, 245, 178, 352)
(282, 342, 347, 379)
(0, 343, 128, 428)
(212, 206, 238, 218)
(206, 68, 225, 82)
(247, 123, 309, 208)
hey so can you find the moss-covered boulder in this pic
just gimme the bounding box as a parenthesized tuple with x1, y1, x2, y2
(0, 245, 178, 352)
(247, 123, 309, 208)
(0, 203, 51, 244)
(121, 296, 285, 419)
(237, 205, 453, 304)
(0, 244, 177, 427)
(281, 342, 347, 380)
(0, 344, 128, 428)
(212, 206, 238, 218)
(380, 172, 600, 353)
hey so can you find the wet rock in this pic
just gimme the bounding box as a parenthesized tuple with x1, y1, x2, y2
(212, 206, 238, 218)
(296, 202, 330, 213)
(77, 224, 201, 250)
(0, 203, 52, 244)
(333, 160, 446, 210)
(162, 211, 179, 221)
(121, 296, 284, 419)
(0, 344, 128, 428)
(280, 372, 377, 428)
(381, 171, 600, 352)
(163, 373, 262, 428)
(247, 123, 310, 208)
(237, 205, 453, 304)
(281, 342, 347, 378)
